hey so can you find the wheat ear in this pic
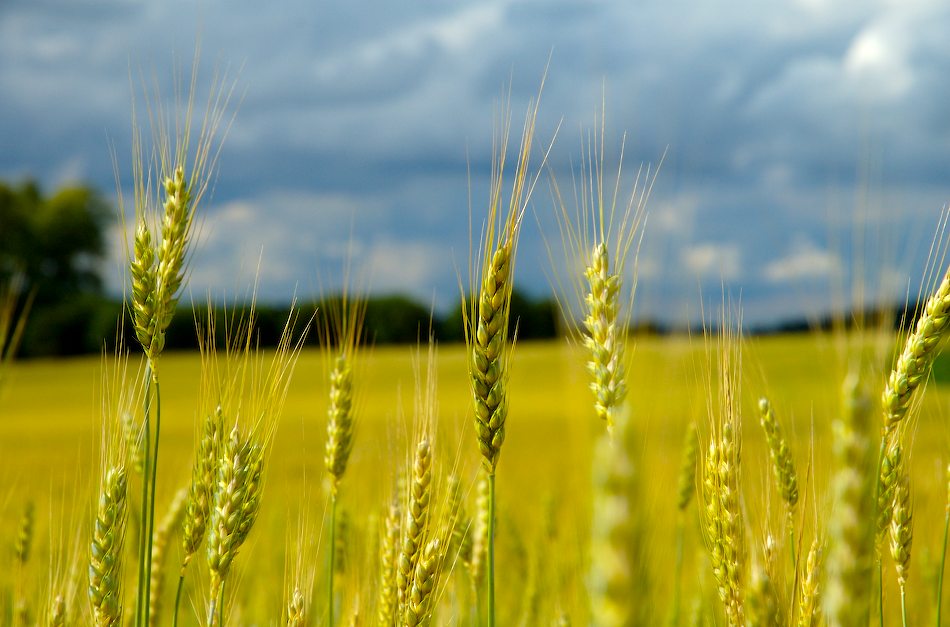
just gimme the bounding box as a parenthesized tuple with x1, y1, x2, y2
(397, 438, 433, 614)
(701, 420, 746, 626)
(286, 587, 306, 627)
(173, 406, 224, 627)
(404, 538, 443, 627)
(583, 242, 627, 430)
(882, 262, 950, 435)
(148, 488, 187, 627)
(207, 427, 265, 625)
(797, 540, 822, 627)
(130, 220, 158, 356)
(758, 398, 799, 509)
(88, 466, 128, 627)
(49, 594, 66, 627)
(670, 422, 698, 627)
(825, 375, 874, 627)
(889, 469, 913, 626)
(13, 500, 34, 625)
(471, 243, 514, 473)
(377, 498, 402, 625)
(461, 473, 488, 590)
(325, 353, 355, 489)
(876, 444, 903, 543)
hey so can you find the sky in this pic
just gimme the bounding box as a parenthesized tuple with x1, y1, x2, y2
(3, 0, 950, 326)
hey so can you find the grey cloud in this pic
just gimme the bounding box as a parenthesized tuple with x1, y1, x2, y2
(4, 0, 950, 326)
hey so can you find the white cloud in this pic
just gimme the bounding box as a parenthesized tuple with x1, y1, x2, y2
(363, 239, 447, 298)
(844, 20, 913, 100)
(763, 240, 841, 283)
(682, 243, 741, 280)
(650, 193, 699, 236)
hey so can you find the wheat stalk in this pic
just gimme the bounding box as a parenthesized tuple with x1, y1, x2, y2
(589, 407, 642, 626)
(938, 463, 950, 626)
(123, 61, 236, 627)
(745, 564, 779, 627)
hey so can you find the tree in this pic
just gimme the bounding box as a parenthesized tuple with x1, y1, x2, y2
(0, 180, 110, 304)
(0, 180, 112, 355)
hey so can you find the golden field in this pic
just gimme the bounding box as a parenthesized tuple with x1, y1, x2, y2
(1, 332, 949, 625)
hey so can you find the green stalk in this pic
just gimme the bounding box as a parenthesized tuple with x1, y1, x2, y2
(900, 586, 908, 627)
(938, 507, 949, 627)
(488, 473, 496, 627)
(879, 560, 884, 627)
(208, 592, 217, 626)
(136, 361, 153, 626)
(208, 578, 226, 627)
(787, 512, 796, 573)
(328, 491, 337, 626)
(472, 577, 482, 627)
(670, 517, 685, 626)
(874, 438, 886, 627)
(144, 373, 161, 624)
(219, 578, 226, 627)
(172, 574, 185, 627)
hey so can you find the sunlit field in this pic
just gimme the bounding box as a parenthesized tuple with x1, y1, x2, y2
(2, 333, 950, 624)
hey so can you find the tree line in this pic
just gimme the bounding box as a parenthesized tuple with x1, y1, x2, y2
(2, 178, 933, 357)
(0, 179, 560, 357)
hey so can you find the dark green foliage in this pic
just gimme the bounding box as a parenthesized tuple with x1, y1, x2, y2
(0, 180, 109, 303)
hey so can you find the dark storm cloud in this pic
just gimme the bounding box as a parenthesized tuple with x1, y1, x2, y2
(3, 0, 950, 322)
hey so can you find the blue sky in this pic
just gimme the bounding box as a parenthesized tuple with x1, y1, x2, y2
(3, 0, 950, 325)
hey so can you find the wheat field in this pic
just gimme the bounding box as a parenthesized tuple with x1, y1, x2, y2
(2, 332, 950, 625)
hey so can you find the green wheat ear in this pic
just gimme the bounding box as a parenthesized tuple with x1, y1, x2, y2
(758, 398, 799, 509)
(88, 466, 128, 627)
(882, 264, 950, 435)
(325, 352, 355, 490)
(472, 242, 514, 473)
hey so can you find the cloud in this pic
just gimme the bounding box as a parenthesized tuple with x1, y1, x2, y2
(763, 240, 842, 283)
(363, 239, 448, 299)
(682, 243, 742, 281)
(5, 0, 950, 323)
